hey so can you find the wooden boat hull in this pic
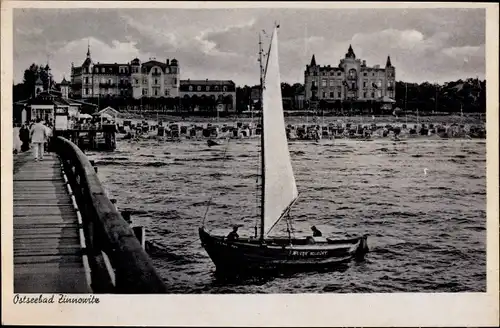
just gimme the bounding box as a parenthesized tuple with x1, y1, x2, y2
(199, 227, 368, 274)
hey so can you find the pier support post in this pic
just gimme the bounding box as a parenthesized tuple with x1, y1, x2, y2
(132, 226, 146, 250)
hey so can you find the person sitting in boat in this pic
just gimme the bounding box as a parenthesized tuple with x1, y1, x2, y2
(311, 226, 322, 237)
(226, 226, 239, 241)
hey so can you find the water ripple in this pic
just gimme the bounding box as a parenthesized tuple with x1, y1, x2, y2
(90, 137, 486, 293)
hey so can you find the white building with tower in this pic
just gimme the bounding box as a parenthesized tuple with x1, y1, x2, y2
(70, 45, 180, 100)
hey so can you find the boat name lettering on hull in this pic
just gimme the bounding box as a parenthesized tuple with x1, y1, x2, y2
(291, 250, 328, 257)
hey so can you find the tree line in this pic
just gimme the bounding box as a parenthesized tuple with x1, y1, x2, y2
(14, 62, 486, 114)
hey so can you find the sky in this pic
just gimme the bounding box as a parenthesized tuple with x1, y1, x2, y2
(13, 7, 486, 87)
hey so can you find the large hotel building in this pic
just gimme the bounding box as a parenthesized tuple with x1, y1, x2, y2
(70, 46, 236, 111)
(304, 45, 395, 106)
(70, 46, 180, 99)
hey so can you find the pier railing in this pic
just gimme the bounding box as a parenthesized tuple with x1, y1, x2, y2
(53, 136, 167, 293)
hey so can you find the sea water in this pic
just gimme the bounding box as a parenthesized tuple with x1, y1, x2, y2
(88, 137, 486, 293)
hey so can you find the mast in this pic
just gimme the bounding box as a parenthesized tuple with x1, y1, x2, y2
(259, 24, 277, 241)
(258, 30, 265, 241)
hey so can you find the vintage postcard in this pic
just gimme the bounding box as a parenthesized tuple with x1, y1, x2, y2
(1, 1, 499, 326)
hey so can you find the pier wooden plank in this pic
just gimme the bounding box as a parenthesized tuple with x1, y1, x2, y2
(14, 206, 77, 217)
(15, 265, 89, 294)
(14, 198, 73, 205)
(12, 152, 91, 293)
(13, 215, 77, 224)
(14, 239, 81, 248)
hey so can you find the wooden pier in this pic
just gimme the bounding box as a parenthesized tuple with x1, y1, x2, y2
(12, 137, 167, 293)
(13, 152, 91, 293)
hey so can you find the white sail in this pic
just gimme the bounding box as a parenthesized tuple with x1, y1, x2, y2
(262, 28, 298, 236)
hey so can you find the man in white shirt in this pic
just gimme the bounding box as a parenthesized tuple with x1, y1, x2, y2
(29, 118, 48, 161)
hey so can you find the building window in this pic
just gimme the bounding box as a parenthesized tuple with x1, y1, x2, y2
(321, 79, 327, 87)
(85, 77, 89, 84)
(154, 79, 158, 85)
(189, 86, 193, 91)
(322, 92, 326, 98)
(214, 86, 219, 91)
(363, 72, 367, 76)
(173, 78, 177, 84)
(165, 89, 169, 96)
(330, 92, 334, 98)
(135, 79, 139, 84)
(377, 80, 382, 88)
(142, 89, 148, 95)
(363, 80, 367, 87)
(337, 91, 341, 98)
(223, 86, 228, 92)
(363, 92, 367, 98)
(371, 92, 375, 98)
(313, 72, 317, 76)
(337, 72, 341, 76)
(206, 86, 210, 91)
(197, 86, 201, 91)
(377, 90, 382, 98)
(154, 89, 158, 96)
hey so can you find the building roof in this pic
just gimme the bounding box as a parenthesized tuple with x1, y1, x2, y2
(345, 44, 356, 59)
(294, 85, 305, 95)
(386, 56, 392, 67)
(310, 54, 317, 66)
(14, 91, 95, 108)
(98, 106, 121, 115)
(24, 92, 63, 106)
(380, 95, 396, 103)
(141, 60, 170, 73)
(60, 77, 70, 85)
(82, 57, 92, 67)
(181, 79, 235, 86)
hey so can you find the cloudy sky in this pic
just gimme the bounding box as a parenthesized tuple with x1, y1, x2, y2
(13, 7, 485, 86)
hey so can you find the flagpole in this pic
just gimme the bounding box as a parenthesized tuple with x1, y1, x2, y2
(405, 82, 408, 113)
(435, 84, 438, 114)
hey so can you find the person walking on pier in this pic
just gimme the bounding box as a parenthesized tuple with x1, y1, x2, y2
(30, 118, 48, 161)
(19, 122, 30, 152)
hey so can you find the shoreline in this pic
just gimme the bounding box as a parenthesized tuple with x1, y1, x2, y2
(119, 113, 486, 126)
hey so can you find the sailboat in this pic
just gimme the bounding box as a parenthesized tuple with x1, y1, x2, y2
(199, 26, 368, 275)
